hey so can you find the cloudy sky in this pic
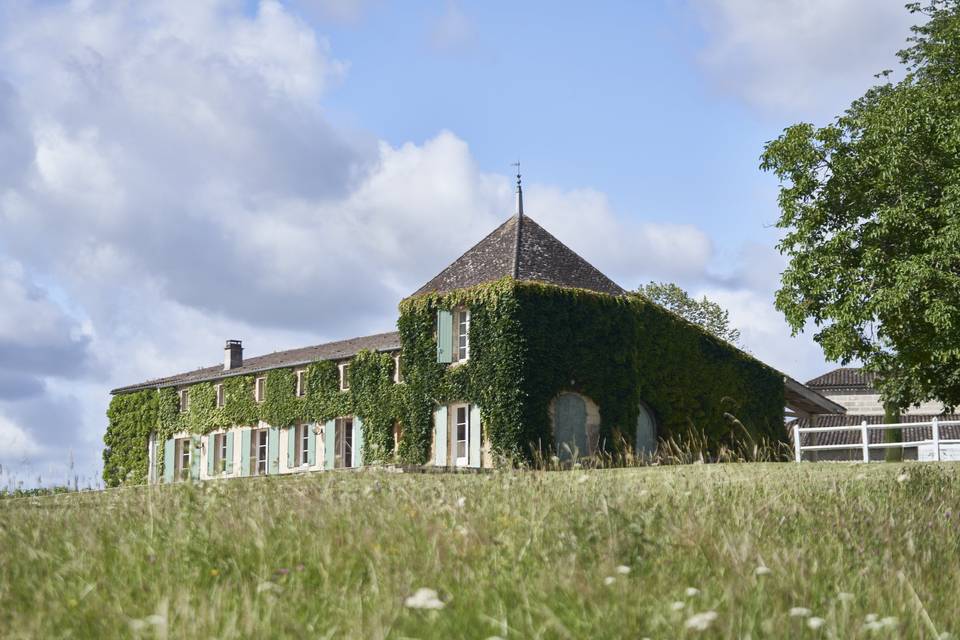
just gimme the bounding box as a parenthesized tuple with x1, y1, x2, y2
(0, 0, 917, 485)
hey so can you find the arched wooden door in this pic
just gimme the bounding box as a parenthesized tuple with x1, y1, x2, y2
(555, 393, 588, 462)
(636, 402, 657, 456)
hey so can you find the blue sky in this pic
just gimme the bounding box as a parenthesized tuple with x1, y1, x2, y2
(0, 0, 918, 485)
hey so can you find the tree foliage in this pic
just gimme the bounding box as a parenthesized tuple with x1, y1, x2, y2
(761, 1, 960, 409)
(636, 282, 742, 347)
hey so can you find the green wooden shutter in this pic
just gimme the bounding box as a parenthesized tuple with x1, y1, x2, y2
(268, 427, 280, 474)
(287, 426, 297, 469)
(307, 423, 316, 466)
(240, 429, 251, 477)
(190, 436, 201, 481)
(163, 438, 175, 483)
(353, 417, 364, 468)
(434, 406, 448, 466)
(437, 310, 453, 363)
(324, 420, 336, 470)
(225, 431, 235, 475)
(207, 434, 216, 476)
(469, 404, 482, 468)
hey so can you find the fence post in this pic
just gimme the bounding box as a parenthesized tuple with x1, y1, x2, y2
(861, 420, 869, 462)
(932, 417, 940, 462)
(794, 423, 802, 463)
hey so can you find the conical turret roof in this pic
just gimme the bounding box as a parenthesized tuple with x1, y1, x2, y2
(412, 214, 625, 297)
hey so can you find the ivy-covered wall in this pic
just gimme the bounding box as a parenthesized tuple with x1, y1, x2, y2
(103, 353, 405, 487)
(397, 278, 785, 463)
(513, 282, 785, 453)
(104, 277, 785, 485)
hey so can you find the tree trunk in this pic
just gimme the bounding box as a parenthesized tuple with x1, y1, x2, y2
(883, 403, 902, 462)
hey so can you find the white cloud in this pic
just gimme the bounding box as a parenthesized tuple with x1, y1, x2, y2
(429, 2, 476, 53)
(0, 414, 44, 459)
(0, 0, 764, 483)
(691, 0, 915, 117)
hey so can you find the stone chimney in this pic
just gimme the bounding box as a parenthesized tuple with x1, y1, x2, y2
(224, 340, 243, 370)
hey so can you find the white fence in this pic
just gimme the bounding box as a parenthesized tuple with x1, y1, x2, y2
(793, 418, 960, 462)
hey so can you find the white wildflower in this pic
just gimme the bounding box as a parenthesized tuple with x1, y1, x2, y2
(789, 607, 812, 618)
(807, 617, 825, 630)
(684, 611, 718, 631)
(456, 496, 466, 508)
(685, 587, 701, 597)
(404, 588, 445, 610)
(615, 565, 631, 575)
(671, 601, 686, 611)
(837, 592, 854, 603)
(603, 576, 616, 586)
(897, 473, 910, 483)
(880, 617, 898, 628)
(865, 614, 878, 623)
(754, 565, 772, 576)
(256, 581, 276, 594)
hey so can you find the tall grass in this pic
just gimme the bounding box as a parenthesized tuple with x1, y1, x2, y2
(1, 462, 958, 638)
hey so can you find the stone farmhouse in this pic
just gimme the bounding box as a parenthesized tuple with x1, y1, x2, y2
(103, 181, 842, 485)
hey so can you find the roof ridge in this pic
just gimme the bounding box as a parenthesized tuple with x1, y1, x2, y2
(512, 214, 522, 278)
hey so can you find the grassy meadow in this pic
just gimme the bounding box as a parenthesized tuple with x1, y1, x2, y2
(1, 462, 959, 639)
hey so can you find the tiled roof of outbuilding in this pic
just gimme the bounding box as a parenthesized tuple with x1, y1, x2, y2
(805, 367, 876, 390)
(412, 214, 625, 297)
(111, 331, 401, 395)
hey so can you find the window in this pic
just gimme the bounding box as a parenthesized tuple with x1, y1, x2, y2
(255, 377, 266, 403)
(455, 308, 470, 362)
(339, 363, 350, 391)
(295, 370, 307, 397)
(393, 354, 403, 384)
(250, 428, 268, 475)
(299, 423, 311, 466)
(215, 384, 225, 408)
(175, 437, 191, 479)
(179, 389, 190, 413)
(334, 418, 354, 468)
(455, 405, 469, 466)
(214, 433, 228, 473)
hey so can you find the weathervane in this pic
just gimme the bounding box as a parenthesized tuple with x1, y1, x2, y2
(512, 161, 523, 217)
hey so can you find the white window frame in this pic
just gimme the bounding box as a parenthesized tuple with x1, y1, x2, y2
(295, 370, 307, 397)
(255, 377, 266, 403)
(339, 363, 350, 391)
(214, 432, 228, 474)
(179, 389, 190, 413)
(393, 354, 403, 384)
(335, 417, 354, 468)
(455, 308, 470, 362)
(299, 422, 311, 466)
(453, 404, 469, 467)
(176, 437, 191, 479)
(215, 384, 225, 408)
(251, 428, 268, 475)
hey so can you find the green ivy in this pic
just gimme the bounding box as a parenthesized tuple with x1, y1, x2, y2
(104, 277, 784, 485)
(103, 389, 158, 486)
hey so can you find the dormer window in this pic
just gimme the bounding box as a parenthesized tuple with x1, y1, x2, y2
(179, 389, 190, 413)
(295, 370, 307, 397)
(255, 377, 266, 403)
(339, 363, 350, 391)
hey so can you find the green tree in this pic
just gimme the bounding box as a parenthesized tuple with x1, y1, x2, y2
(760, 1, 960, 410)
(637, 281, 742, 347)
